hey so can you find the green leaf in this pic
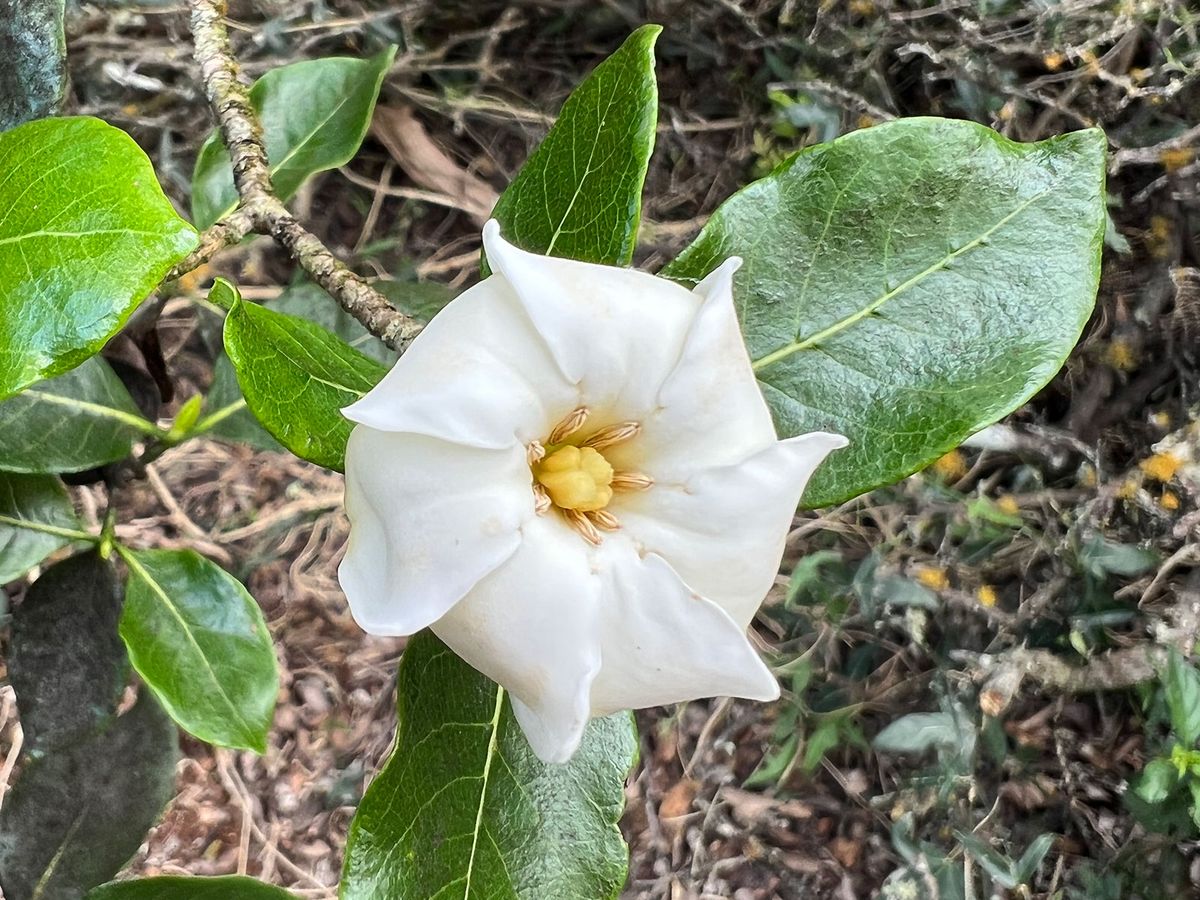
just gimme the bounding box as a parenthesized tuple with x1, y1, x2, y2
(117, 546, 278, 752)
(873, 711, 963, 755)
(487, 25, 660, 266)
(7, 551, 127, 752)
(89, 877, 299, 900)
(271, 282, 400, 366)
(201, 279, 448, 452)
(0, 472, 84, 583)
(801, 716, 844, 774)
(1135, 757, 1178, 804)
(953, 830, 1019, 889)
(0, 692, 177, 900)
(0, 116, 197, 400)
(1013, 833, 1056, 885)
(221, 280, 386, 471)
(1078, 535, 1159, 578)
(201, 354, 284, 452)
(341, 632, 637, 900)
(1166, 650, 1200, 747)
(663, 118, 1106, 507)
(191, 47, 397, 229)
(0, 357, 158, 473)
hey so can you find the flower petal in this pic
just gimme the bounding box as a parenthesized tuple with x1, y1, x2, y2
(432, 516, 602, 764)
(342, 273, 576, 448)
(482, 220, 699, 418)
(614, 433, 848, 628)
(604, 256, 776, 480)
(339, 427, 531, 635)
(588, 539, 779, 716)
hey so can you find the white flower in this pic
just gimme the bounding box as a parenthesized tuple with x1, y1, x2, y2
(339, 221, 847, 763)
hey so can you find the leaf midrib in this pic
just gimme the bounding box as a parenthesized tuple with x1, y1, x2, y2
(751, 190, 1048, 372)
(461, 685, 506, 898)
(21, 388, 161, 435)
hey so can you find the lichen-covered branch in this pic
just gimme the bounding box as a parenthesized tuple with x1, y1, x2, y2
(164, 206, 257, 282)
(183, 0, 421, 349)
(264, 202, 424, 350)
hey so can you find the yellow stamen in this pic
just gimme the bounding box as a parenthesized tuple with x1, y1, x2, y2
(527, 440, 546, 465)
(582, 421, 641, 450)
(548, 406, 590, 444)
(611, 471, 654, 492)
(534, 445, 614, 512)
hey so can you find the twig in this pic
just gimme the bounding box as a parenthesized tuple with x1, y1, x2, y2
(956, 586, 1200, 715)
(182, 0, 423, 351)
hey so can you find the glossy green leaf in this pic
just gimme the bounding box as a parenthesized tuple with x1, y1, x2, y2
(220, 280, 386, 471)
(201, 354, 284, 452)
(118, 546, 278, 752)
(663, 118, 1106, 507)
(0, 356, 158, 473)
(0, 116, 197, 400)
(89, 877, 299, 900)
(0, 472, 83, 583)
(202, 279, 448, 452)
(0, 692, 177, 900)
(342, 632, 637, 900)
(1166, 650, 1200, 747)
(7, 551, 127, 752)
(191, 47, 396, 229)
(487, 24, 660, 266)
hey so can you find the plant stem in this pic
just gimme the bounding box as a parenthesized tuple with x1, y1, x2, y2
(0, 513, 97, 543)
(182, 0, 423, 351)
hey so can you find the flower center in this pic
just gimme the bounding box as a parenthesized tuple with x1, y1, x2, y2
(528, 406, 654, 545)
(534, 445, 614, 512)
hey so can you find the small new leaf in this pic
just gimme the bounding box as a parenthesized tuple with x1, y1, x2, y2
(1135, 757, 1178, 804)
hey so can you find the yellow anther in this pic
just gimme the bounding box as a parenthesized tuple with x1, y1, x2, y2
(534, 445, 614, 512)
